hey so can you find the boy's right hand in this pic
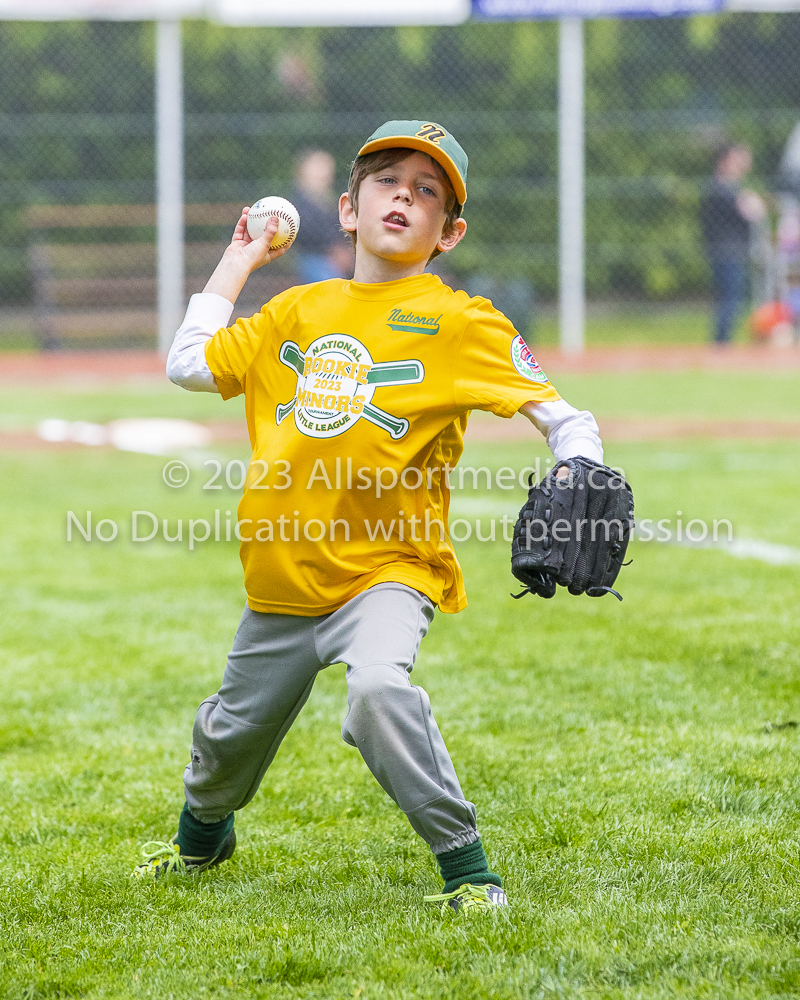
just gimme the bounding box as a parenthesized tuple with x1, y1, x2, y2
(224, 207, 291, 272)
(203, 208, 291, 304)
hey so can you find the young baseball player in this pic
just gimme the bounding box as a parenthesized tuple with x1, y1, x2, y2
(136, 121, 603, 913)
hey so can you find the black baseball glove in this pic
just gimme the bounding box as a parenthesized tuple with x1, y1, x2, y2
(510, 456, 634, 601)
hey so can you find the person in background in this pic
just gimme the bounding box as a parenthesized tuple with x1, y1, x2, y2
(700, 142, 766, 344)
(291, 148, 353, 283)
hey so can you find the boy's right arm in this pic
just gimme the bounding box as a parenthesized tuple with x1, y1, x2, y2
(166, 293, 234, 393)
(166, 209, 288, 393)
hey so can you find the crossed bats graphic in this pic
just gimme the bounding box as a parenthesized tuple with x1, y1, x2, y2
(277, 341, 425, 440)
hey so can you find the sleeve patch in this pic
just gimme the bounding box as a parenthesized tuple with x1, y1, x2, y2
(511, 334, 549, 384)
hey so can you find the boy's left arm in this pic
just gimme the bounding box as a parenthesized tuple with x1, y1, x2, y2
(518, 398, 604, 466)
(454, 299, 603, 467)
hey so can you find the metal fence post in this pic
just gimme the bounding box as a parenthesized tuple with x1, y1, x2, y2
(558, 15, 585, 353)
(156, 18, 185, 357)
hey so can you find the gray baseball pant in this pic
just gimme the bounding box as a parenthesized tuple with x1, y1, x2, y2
(184, 582, 479, 854)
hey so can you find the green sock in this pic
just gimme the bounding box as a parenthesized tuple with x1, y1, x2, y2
(176, 803, 234, 859)
(436, 838, 502, 894)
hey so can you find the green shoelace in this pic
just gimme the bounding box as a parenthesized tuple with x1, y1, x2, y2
(131, 840, 190, 878)
(424, 883, 495, 914)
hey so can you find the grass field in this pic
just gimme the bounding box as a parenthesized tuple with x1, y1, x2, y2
(533, 304, 715, 348)
(2, 370, 800, 999)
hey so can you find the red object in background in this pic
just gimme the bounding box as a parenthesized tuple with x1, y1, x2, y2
(750, 301, 793, 340)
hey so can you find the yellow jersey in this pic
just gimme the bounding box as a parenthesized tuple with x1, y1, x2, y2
(205, 272, 560, 615)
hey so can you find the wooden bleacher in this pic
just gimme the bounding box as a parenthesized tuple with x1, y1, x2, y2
(27, 204, 296, 348)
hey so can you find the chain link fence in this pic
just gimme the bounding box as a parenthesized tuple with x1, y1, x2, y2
(2, 14, 800, 348)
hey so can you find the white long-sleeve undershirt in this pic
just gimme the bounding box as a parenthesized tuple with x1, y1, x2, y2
(167, 293, 233, 394)
(167, 292, 604, 465)
(519, 399, 603, 464)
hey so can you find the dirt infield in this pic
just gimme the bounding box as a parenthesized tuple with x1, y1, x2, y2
(0, 351, 166, 384)
(1, 344, 800, 385)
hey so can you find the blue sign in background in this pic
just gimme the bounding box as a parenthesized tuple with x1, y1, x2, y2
(473, 0, 722, 17)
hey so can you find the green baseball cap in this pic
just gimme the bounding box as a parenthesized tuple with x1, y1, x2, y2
(354, 120, 468, 207)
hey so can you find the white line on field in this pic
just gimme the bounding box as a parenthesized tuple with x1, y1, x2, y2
(663, 536, 800, 566)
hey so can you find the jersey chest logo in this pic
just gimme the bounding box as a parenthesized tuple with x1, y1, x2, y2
(276, 335, 424, 439)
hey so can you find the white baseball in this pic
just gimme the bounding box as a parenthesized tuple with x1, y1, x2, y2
(246, 196, 300, 249)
